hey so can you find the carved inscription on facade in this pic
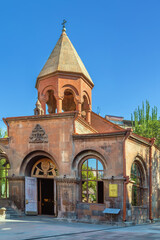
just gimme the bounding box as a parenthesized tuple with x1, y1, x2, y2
(29, 124, 48, 143)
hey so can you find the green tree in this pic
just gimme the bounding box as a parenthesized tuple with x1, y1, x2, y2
(0, 128, 7, 138)
(0, 158, 9, 198)
(131, 100, 160, 147)
(82, 163, 97, 203)
(0, 127, 9, 198)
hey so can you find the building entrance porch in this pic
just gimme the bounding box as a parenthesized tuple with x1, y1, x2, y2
(24, 157, 58, 216)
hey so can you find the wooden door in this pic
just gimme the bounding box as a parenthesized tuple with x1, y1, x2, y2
(25, 177, 38, 215)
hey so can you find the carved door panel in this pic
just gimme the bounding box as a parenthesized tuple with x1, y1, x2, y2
(25, 177, 38, 215)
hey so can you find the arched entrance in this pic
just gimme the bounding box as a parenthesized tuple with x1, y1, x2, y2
(22, 152, 58, 216)
(31, 158, 58, 215)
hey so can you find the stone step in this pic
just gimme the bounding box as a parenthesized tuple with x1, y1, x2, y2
(0, 199, 25, 219)
(6, 207, 24, 219)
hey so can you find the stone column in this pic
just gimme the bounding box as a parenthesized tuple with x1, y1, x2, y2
(57, 97, 63, 113)
(86, 104, 91, 124)
(77, 101, 82, 116)
(40, 100, 46, 114)
(86, 110, 91, 124)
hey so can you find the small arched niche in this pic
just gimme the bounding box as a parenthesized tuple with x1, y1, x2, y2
(62, 89, 76, 112)
(46, 90, 57, 114)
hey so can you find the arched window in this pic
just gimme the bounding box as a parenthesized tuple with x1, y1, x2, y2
(81, 95, 89, 119)
(62, 90, 76, 112)
(46, 90, 57, 114)
(0, 158, 10, 198)
(81, 158, 104, 204)
(131, 161, 144, 206)
(31, 159, 58, 178)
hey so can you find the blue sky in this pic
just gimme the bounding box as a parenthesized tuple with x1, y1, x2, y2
(0, 0, 160, 129)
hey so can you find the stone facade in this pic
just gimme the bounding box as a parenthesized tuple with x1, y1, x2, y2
(0, 28, 160, 224)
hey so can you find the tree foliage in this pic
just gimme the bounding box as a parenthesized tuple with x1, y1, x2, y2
(82, 162, 97, 203)
(0, 158, 9, 198)
(0, 128, 7, 138)
(131, 100, 160, 147)
(0, 127, 9, 198)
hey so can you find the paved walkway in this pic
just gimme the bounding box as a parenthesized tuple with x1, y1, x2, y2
(0, 216, 117, 240)
(0, 216, 160, 239)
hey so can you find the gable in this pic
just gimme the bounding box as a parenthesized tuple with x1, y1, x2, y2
(91, 112, 124, 133)
(74, 117, 97, 134)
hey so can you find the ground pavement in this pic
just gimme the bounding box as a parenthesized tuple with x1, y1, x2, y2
(0, 216, 160, 240)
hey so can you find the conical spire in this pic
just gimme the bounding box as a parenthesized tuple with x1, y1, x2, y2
(36, 99, 41, 106)
(36, 29, 93, 86)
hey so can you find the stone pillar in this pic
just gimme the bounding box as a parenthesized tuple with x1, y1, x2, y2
(41, 100, 46, 114)
(86, 104, 91, 124)
(77, 101, 82, 116)
(57, 97, 63, 113)
(86, 110, 91, 124)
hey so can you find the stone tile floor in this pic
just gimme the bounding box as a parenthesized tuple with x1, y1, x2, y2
(0, 216, 160, 239)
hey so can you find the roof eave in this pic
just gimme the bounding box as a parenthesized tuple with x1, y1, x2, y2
(35, 70, 94, 89)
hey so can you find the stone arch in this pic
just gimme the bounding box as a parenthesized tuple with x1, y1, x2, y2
(41, 86, 57, 114)
(129, 155, 148, 207)
(73, 149, 106, 204)
(61, 84, 79, 98)
(72, 149, 107, 178)
(82, 90, 91, 105)
(19, 150, 59, 177)
(31, 158, 58, 178)
(130, 155, 148, 187)
(42, 85, 57, 97)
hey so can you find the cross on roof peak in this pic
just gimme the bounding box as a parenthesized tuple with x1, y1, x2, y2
(62, 19, 67, 32)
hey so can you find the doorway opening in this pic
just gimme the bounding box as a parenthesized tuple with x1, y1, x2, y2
(24, 155, 58, 216)
(38, 178, 54, 215)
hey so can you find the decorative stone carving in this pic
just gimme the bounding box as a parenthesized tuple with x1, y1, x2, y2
(34, 99, 44, 115)
(31, 158, 57, 178)
(29, 124, 48, 143)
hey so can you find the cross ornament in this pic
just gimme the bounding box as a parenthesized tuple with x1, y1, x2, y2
(62, 19, 67, 30)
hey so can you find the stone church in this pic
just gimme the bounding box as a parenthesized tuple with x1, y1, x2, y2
(0, 25, 160, 224)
